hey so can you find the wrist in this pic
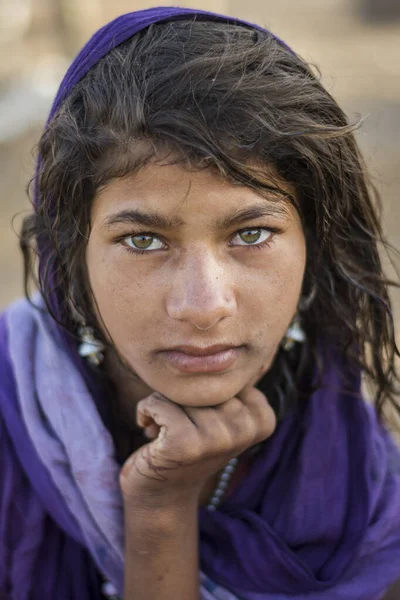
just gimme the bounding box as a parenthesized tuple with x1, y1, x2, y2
(123, 497, 200, 600)
(121, 477, 201, 509)
(123, 493, 199, 535)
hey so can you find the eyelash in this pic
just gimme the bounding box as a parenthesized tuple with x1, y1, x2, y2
(118, 226, 281, 256)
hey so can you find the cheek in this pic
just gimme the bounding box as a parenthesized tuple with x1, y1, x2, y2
(246, 237, 306, 318)
(276, 247, 305, 306)
(86, 242, 148, 338)
(86, 244, 171, 369)
(87, 246, 117, 309)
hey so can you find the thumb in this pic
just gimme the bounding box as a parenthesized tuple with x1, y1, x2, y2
(143, 422, 160, 440)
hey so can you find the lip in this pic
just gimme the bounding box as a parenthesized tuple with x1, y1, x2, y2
(164, 344, 239, 356)
(158, 344, 243, 373)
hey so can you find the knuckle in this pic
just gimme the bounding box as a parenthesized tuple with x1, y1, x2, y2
(205, 422, 232, 453)
(244, 387, 267, 410)
(203, 419, 236, 455)
(223, 413, 256, 453)
(264, 403, 277, 430)
(255, 408, 277, 443)
(236, 407, 274, 451)
(241, 389, 276, 436)
(137, 395, 157, 413)
(239, 418, 258, 446)
(225, 397, 244, 414)
(147, 393, 164, 407)
(173, 429, 203, 463)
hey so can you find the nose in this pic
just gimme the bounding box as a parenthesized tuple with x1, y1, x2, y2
(166, 249, 237, 330)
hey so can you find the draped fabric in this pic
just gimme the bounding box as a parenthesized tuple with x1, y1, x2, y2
(0, 310, 100, 600)
(1, 296, 399, 599)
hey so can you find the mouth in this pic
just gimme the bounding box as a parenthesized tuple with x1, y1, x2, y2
(157, 344, 245, 374)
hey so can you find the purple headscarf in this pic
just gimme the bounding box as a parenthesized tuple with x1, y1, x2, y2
(34, 4, 296, 410)
(1, 6, 400, 600)
(36, 5, 293, 326)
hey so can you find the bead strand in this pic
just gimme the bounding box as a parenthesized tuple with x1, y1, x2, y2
(207, 457, 239, 511)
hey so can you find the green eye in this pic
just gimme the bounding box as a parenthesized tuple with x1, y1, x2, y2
(123, 234, 165, 252)
(131, 235, 154, 249)
(239, 229, 262, 244)
(231, 227, 273, 247)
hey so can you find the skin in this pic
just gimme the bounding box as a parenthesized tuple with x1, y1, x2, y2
(87, 161, 306, 413)
(86, 160, 306, 599)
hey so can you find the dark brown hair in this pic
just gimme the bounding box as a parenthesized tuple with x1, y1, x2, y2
(21, 19, 400, 426)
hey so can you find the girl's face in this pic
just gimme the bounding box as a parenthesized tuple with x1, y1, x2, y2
(86, 162, 306, 407)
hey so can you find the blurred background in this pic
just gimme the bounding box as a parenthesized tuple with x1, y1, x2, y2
(0, 1, 399, 373)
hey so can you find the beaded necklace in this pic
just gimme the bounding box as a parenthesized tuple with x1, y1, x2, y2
(206, 457, 239, 511)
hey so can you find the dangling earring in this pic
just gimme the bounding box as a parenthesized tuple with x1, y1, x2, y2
(68, 290, 106, 367)
(77, 323, 106, 367)
(281, 313, 306, 351)
(281, 282, 316, 352)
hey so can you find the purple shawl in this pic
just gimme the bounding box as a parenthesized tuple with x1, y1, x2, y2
(1, 299, 400, 600)
(1, 6, 400, 599)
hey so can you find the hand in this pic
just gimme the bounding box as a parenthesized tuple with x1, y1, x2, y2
(120, 386, 276, 508)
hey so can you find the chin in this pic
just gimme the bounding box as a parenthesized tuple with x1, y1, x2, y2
(150, 372, 253, 408)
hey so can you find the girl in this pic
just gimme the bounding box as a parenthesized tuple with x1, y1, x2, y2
(1, 6, 399, 600)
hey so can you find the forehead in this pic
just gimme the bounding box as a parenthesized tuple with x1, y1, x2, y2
(92, 161, 298, 226)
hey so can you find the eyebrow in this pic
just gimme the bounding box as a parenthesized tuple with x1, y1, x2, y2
(103, 209, 184, 231)
(102, 199, 292, 232)
(215, 203, 291, 230)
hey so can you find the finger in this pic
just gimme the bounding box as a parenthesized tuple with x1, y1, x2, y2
(183, 405, 221, 438)
(136, 392, 184, 428)
(144, 423, 160, 440)
(136, 393, 198, 445)
(237, 386, 277, 440)
(209, 388, 275, 449)
(184, 399, 253, 454)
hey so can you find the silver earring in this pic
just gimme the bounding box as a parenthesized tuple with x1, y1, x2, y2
(77, 323, 106, 367)
(281, 313, 306, 352)
(281, 282, 316, 351)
